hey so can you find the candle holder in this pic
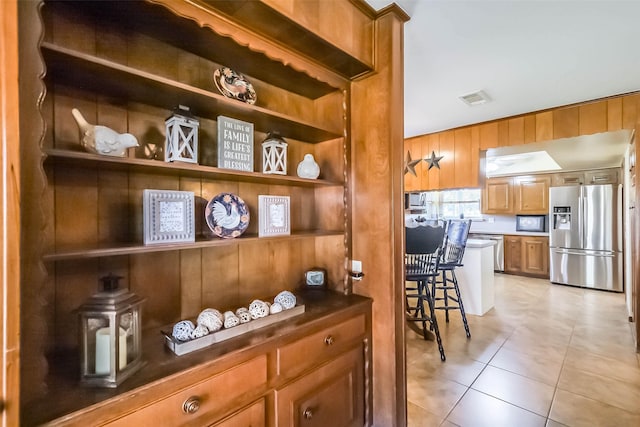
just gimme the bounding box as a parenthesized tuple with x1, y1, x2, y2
(165, 105, 199, 163)
(77, 274, 146, 387)
(262, 132, 287, 175)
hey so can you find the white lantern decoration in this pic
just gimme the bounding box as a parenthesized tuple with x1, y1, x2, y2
(165, 105, 199, 164)
(262, 132, 287, 175)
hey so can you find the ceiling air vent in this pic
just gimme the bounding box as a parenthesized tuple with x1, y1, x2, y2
(459, 90, 491, 106)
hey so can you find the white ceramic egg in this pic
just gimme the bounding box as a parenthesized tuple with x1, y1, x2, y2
(172, 320, 195, 341)
(223, 311, 240, 328)
(274, 291, 296, 310)
(236, 307, 251, 324)
(270, 302, 283, 314)
(249, 299, 269, 319)
(190, 324, 209, 339)
(197, 308, 223, 332)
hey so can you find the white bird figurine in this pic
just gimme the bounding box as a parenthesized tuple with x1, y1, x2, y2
(71, 108, 139, 157)
(212, 200, 241, 229)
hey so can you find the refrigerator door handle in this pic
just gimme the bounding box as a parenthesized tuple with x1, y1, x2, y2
(551, 248, 615, 257)
(578, 195, 584, 248)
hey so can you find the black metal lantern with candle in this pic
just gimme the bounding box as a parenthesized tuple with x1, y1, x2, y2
(77, 274, 145, 387)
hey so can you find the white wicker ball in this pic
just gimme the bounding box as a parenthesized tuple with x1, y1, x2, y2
(270, 302, 283, 314)
(172, 320, 195, 341)
(197, 309, 223, 332)
(190, 324, 209, 339)
(274, 291, 296, 310)
(249, 299, 270, 319)
(223, 311, 240, 328)
(236, 307, 251, 324)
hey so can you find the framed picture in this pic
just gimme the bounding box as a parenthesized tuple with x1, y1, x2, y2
(258, 195, 290, 237)
(143, 189, 195, 245)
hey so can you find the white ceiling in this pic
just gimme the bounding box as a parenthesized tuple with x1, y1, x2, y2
(364, 0, 640, 139)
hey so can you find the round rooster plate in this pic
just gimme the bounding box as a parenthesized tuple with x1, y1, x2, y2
(205, 193, 250, 239)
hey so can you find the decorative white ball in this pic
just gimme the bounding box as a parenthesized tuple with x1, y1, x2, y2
(197, 309, 223, 332)
(270, 302, 283, 314)
(236, 307, 251, 324)
(249, 299, 270, 319)
(190, 324, 209, 339)
(274, 291, 297, 310)
(223, 311, 240, 328)
(172, 320, 195, 341)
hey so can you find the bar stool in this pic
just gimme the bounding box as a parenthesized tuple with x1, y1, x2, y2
(432, 219, 472, 338)
(405, 224, 446, 361)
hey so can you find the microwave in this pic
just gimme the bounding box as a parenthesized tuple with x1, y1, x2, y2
(516, 215, 546, 232)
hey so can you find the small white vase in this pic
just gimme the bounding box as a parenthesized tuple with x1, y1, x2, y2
(297, 154, 320, 179)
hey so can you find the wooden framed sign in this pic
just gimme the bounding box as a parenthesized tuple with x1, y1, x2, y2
(143, 189, 195, 245)
(217, 115, 254, 172)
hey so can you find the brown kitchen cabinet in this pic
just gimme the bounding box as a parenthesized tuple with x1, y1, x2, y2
(483, 177, 514, 214)
(504, 235, 549, 278)
(504, 235, 523, 274)
(514, 175, 551, 214)
(275, 346, 364, 427)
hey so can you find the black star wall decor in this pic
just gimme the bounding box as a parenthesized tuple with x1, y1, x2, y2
(404, 150, 422, 176)
(425, 151, 444, 170)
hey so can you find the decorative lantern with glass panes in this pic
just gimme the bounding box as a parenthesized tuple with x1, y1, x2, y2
(77, 274, 145, 387)
(262, 132, 288, 175)
(165, 105, 199, 163)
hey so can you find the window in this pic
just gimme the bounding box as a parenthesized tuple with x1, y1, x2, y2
(418, 189, 482, 219)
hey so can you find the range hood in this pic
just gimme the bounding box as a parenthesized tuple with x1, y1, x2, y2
(485, 129, 633, 177)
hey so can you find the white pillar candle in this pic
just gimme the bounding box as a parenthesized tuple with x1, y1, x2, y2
(95, 327, 127, 375)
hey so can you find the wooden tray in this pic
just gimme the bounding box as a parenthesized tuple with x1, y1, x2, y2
(163, 304, 305, 356)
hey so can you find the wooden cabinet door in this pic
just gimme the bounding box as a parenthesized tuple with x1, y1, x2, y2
(514, 175, 550, 214)
(275, 346, 364, 427)
(483, 177, 514, 214)
(504, 235, 523, 274)
(522, 236, 549, 278)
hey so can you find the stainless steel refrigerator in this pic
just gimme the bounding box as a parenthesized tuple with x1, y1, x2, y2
(549, 184, 623, 292)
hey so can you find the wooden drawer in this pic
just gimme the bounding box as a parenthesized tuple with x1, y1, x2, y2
(210, 399, 265, 427)
(277, 314, 365, 379)
(275, 346, 364, 427)
(107, 356, 267, 426)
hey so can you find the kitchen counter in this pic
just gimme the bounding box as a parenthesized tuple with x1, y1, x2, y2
(469, 230, 549, 237)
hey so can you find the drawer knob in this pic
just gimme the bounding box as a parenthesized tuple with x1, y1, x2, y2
(182, 396, 201, 414)
(324, 335, 334, 346)
(303, 407, 314, 419)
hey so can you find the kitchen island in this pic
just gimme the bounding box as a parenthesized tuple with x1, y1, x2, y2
(456, 238, 496, 316)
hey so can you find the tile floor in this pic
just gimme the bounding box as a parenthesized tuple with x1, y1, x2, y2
(406, 274, 640, 427)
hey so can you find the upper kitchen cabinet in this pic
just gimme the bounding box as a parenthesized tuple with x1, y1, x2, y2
(514, 175, 550, 214)
(484, 175, 550, 215)
(482, 177, 514, 214)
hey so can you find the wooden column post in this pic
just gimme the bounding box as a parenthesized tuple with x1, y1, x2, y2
(351, 5, 409, 426)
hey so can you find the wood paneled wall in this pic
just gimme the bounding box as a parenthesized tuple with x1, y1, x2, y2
(405, 92, 640, 191)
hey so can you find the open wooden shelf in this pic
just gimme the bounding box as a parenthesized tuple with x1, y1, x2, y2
(42, 43, 342, 143)
(44, 149, 344, 187)
(44, 230, 345, 262)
